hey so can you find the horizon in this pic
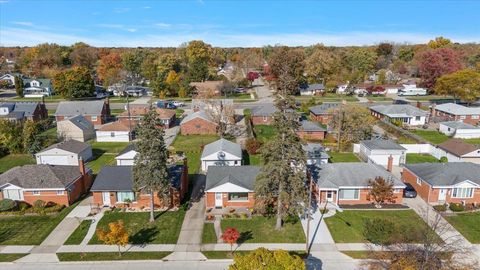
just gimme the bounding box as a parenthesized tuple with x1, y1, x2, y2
(1, 0, 480, 48)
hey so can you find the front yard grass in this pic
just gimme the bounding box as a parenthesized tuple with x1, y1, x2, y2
(64, 220, 92, 245)
(0, 253, 28, 262)
(410, 130, 449, 144)
(327, 152, 360, 162)
(220, 216, 305, 243)
(57, 252, 171, 261)
(202, 223, 217, 243)
(253, 125, 277, 143)
(202, 250, 306, 259)
(89, 210, 185, 244)
(444, 212, 480, 243)
(406, 153, 439, 164)
(0, 154, 35, 174)
(170, 134, 219, 173)
(324, 210, 437, 243)
(0, 201, 79, 245)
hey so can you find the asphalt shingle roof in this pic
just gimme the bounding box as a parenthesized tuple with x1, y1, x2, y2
(303, 143, 330, 159)
(440, 121, 480, 130)
(404, 162, 480, 186)
(0, 102, 41, 118)
(0, 164, 82, 189)
(205, 166, 261, 191)
(300, 83, 325, 91)
(39, 140, 90, 154)
(299, 120, 326, 132)
(61, 115, 93, 131)
(370, 104, 428, 117)
(438, 139, 480, 157)
(435, 103, 480, 116)
(309, 103, 340, 115)
(201, 138, 242, 159)
(180, 111, 215, 125)
(251, 104, 278, 117)
(361, 140, 406, 151)
(55, 100, 105, 116)
(118, 144, 136, 156)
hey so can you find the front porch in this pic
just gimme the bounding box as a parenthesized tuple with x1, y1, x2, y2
(205, 206, 253, 220)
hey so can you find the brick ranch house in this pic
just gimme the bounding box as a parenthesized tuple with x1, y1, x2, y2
(309, 103, 340, 125)
(296, 120, 327, 141)
(205, 166, 260, 209)
(402, 163, 480, 205)
(0, 101, 48, 122)
(432, 103, 480, 126)
(180, 111, 218, 135)
(310, 162, 405, 206)
(117, 106, 176, 128)
(0, 160, 93, 206)
(90, 162, 188, 209)
(55, 100, 111, 127)
(250, 105, 277, 125)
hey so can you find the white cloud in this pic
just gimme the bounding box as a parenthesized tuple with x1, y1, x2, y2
(155, 23, 171, 29)
(11, 21, 33, 27)
(0, 0, 9, 3)
(97, 24, 124, 29)
(143, 6, 151, 9)
(126, 28, 137, 33)
(113, 7, 130, 13)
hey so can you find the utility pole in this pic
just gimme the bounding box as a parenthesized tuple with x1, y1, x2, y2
(305, 171, 313, 256)
(336, 109, 344, 151)
(124, 83, 133, 141)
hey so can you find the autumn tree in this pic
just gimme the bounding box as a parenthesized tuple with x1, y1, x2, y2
(434, 69, 480, 103)
(122, 49, 146, 85)
(69, 42, 98, 70)
(186, 40, 212, 82)
(133, 108, 170, 222)
(14, 75, 23, 98)
(165, 70, 181, 96)
(221, 227, 240, 253)
(18, 43, 69, 76)
(229, 248, 305, 270)
(304, 45, 339, 84)
(427, 36, 452, 49)
(97, 53, 124, 87)
(96, 220, 129, 257)
(344, 48, 378, 77)
(203, 100, 236, 136)
(328, 104, 376, 151)
(367, 177, 396, 208)
(22, 120, 42, 154)
(246, 71, 259, 86)
(0, 120, 23, 154)
(268, 46, 305, 95)
(53, 66, 95, 99)
(417, 48, 463, 88)
(376, 42, 394, 57)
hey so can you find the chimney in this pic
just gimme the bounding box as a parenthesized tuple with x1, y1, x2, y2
(79, 157, 86, 175)
(416, 101, 422, 109)
(387, 155, 393, 172)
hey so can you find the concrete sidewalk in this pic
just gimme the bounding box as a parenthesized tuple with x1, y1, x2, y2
(301, 209, 335, 244)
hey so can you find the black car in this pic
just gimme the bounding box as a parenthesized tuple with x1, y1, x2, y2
(403, 183, 417, 198)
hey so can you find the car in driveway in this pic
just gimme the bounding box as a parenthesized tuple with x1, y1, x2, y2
(171, 101, 184, 107)
(403, 183, 417, 198)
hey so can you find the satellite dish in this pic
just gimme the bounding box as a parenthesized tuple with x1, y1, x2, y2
(217, 151, 225, 159)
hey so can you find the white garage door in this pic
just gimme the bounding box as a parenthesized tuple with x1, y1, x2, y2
(40, 155, 70, 165)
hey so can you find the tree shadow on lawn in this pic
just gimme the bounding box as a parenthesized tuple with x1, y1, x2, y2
(91, 149, 106, 160)
(129, 227, 158, 245)
(237, 231, 253, 245)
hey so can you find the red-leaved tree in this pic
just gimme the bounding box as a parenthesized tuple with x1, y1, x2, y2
(221, 227, 240, 252)
(417, 48, 463, 89)
(247, 71, 259, 86)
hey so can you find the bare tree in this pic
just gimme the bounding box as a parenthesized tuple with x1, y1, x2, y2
(201, 99, 236, 137)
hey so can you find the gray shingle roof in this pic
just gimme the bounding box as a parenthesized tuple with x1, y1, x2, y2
(361, 140, 406, 151)
(39, 140, 90, 154)
(435, 103, 480, 116)
(55, 100, 105, 116)
(205, 166, 261, 191)
(404, 163, 480, 186)
(251, 104, 278, 117)
(0, 102, 41, 118)
(180, 111, 215, 125)
(91, 165, 184, 191)
(309, 103, 340, 115)
(299, 120, 326, 132)
(440, 121, 480, 130)
(61, 115, 94, 131)
(118, 144, 136, 156)
(303, 143, 330, 159)
(201, 138, 242, 159)
(23, 78, 52, 89)
(370, 104, 428, 117)
(310, 163, 404, 188)
(300, 83, 325, 91)
(0, 164, 82, 189)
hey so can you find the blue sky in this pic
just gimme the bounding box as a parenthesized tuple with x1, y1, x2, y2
(1, 0, 479, 47)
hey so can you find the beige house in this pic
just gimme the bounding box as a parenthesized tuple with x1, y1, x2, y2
(57, 115, 95, 142)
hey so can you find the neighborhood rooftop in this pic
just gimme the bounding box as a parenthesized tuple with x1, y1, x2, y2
(201, 138, 242, 159)
(404, 162, 480, 186)
(361, 139, 406, 150)
(438, 138, 480, 157)
(251, 104, 278, 116)
(55, 100, 105, 116)
(370, 104, 428, 117)
(441, 121, 480, 129)
(180, 110, 214, 124)
(435, 103, 480, 115)
(309, 103, 340, 115)
(61, 115, 93, 131)
(299, 120, 326, 132)
(39, 140, 90, 154)
(0, 102, 42, 118)
(0, 164, 83, 189)
(205, 166, 261, 191)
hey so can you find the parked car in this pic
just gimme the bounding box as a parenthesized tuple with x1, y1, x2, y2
(171, 101, 184, 107)
(235, 87, 246, 93)
(403, 183, 417, 198)
(166, 103, 177, 109)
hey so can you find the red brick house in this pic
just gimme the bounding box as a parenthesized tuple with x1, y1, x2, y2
(250, 105, 277, 125)
(0, 102, 48, 122)
(90, 161, 188, 209)
(55, 100, 110, 126)
(117, 106, 176, 128)
(432, 103, 480, 125)
(402, 163, 480, 205)
(180, 111, 218, 135)
(205, 166, 260, 209)
(296, 120, 327, 141)
(309, 103, 340, 125)
(0, 160, 93, 206)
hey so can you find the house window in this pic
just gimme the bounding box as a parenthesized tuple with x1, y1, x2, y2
(415, 116, 421, 121)
(452, 188, 474, 198)
(472, 115, 479, 119)
(116, 192, 135, 202)
(57, 190, 64, 195)
(460, 115, 466, 120)
(339, 189, 359, 200)
(32, 190, 40, 195)
(417, 178, 422, 185)
(234, 161, 238, 165)
(263, 116, 268, 122)
(228, 193, 248, 201)
(110, 132, 115, 137)
(195, 124, 201, 128)
(91, 116, 98, 121)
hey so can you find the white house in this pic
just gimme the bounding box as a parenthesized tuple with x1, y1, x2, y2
(436, 139, 480, 164)
(370, 104, 428, 126)
(336, 83, 349, 94)
(299, 83, 325, 96)
(0, 73, 17, 86)
(96, 121, 132, 142)
(357, 140, 406, 168)
(439, 121, 480, 139)
(303, 143, 329, 165)
(35, 140, 92, 166)
(115, 144, 137, 166)
(57, 115, 95, 142)
(23, 78, 52, 97)
(200, 138, 242, 172)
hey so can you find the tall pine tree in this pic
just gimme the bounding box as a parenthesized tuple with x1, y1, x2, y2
(254, 94, 307, 230)
(133, 108, 170, 222)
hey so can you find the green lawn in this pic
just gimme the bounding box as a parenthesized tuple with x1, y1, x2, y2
(202, 251, 248, 259)
(406, 153, 439, 164)
(324, 210, 437, 243)
(0, 201, 79, 245)
(87, 152, 116, 174)
(89, 210, 185, 244)
(405, 95, 453, 101)
(246, 154, 263, 165)
(0, 154, 35, 174)
(202, 223, 217, 244)
(12, 95, 66, 102)
(327, 152, 360, 162)
(57, 252, 171, 261)
(254, 125, 277, 143)
(175, 109, 185, 118)
(411, 130, 449, 144)
(64, 220, 92, 245)
(110, 109, 125, 116)
(0, 253, 28, 262)
(89, 141, 130, 153)
(464, 138, 480, 145)
(445, 212, 480, 243)
(367, 96, 393, 102)
(170, 134, 219, 173)
(86, 141, 130, 173)
(220, 216, 305, 243)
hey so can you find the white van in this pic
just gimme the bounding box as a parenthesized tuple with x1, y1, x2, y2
(398, 84, 427, 96)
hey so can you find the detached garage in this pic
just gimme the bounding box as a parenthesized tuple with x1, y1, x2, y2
(35, 140, 93, 166)
(439, 121, 480, 139)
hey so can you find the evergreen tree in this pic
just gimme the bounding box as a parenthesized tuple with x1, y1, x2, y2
(133, 108, 170, 222)
(14, 76, 23, 98)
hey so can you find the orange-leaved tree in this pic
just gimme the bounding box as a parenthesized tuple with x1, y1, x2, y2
(367, 177, 396, 208)
(221, 227, 240, 253)
(96, 220, 129, 257)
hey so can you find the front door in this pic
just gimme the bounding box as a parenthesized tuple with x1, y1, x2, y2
(102, 192, 111, 206)
(215, 193, 223, 208)
(326, 191, 334, 202)
(438, 189, 448, 201)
